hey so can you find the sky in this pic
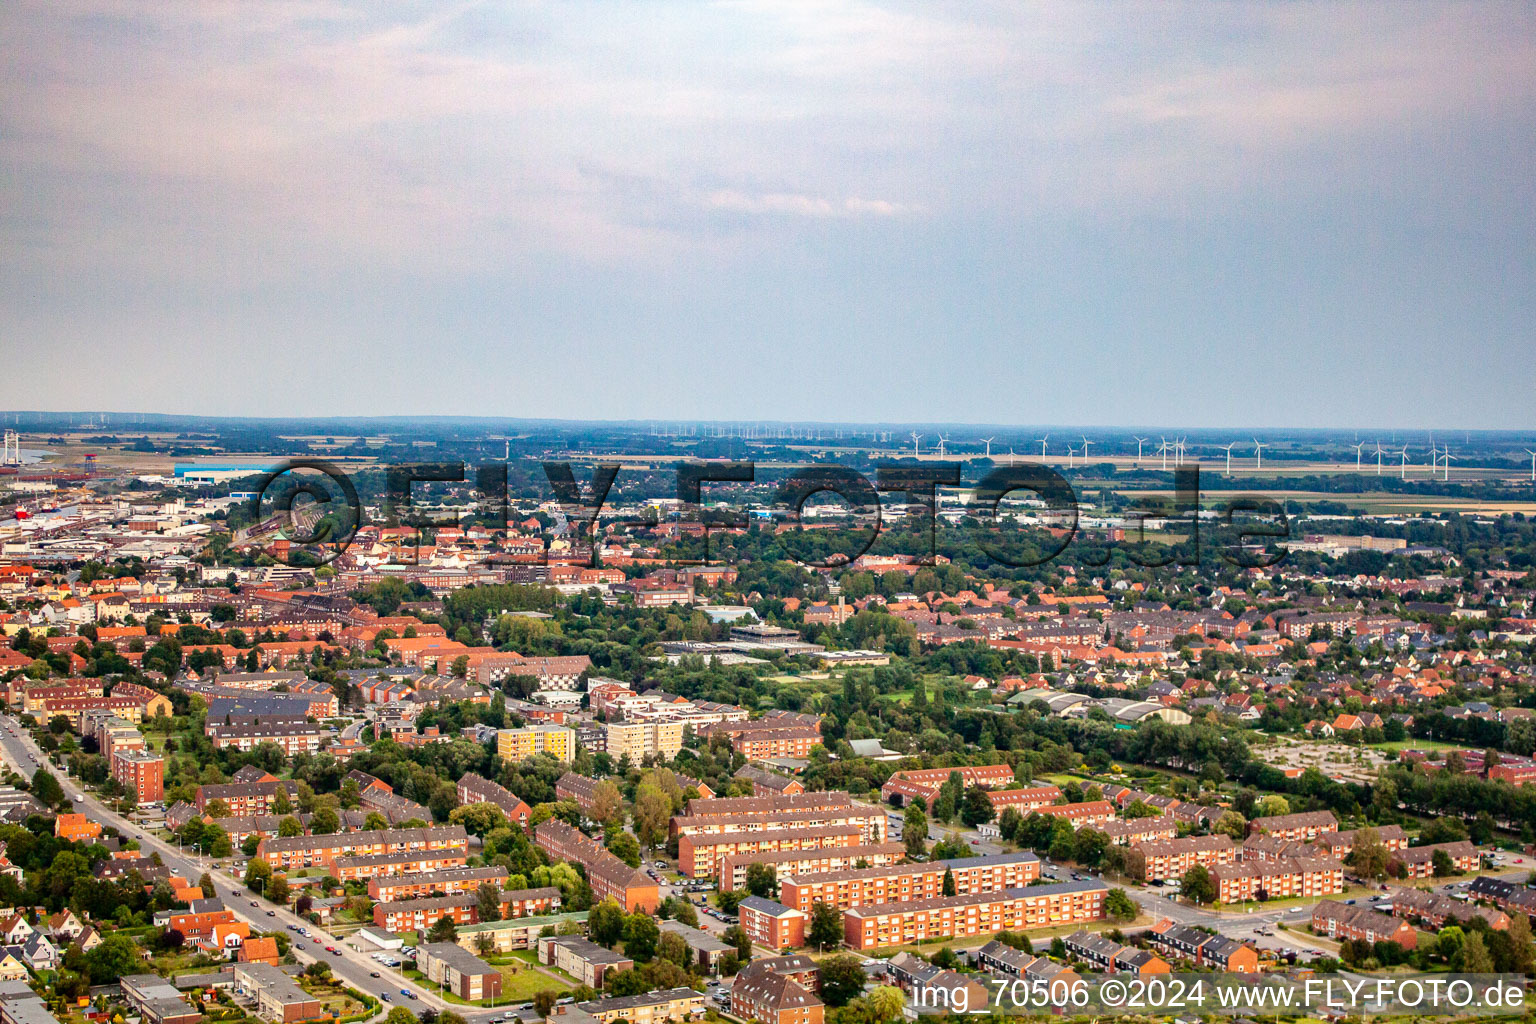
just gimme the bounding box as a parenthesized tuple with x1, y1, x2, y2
(2, 1, 1534, 428)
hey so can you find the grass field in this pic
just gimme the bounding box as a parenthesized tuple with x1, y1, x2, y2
(1370, 738, 1469, 753)
(406, 961, 571, 1007)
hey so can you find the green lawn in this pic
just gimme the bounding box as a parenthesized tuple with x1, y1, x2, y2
(404, 964, 569, 1007)
(1370, 738, 1469, 753)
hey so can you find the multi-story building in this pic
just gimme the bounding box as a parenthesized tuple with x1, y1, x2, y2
(604, 720, 685, 762)
(456, 773, 532, 827)
(207, 722, 322, 755)
(111, 749, 164, 803)
(417, 943, 504, 1003)
(1033, 801, 1116, 830)
(196, 779, 300, 816)
(367, 865, 508, 902)
(842, 881, 1107, 951)
(1245, 810, 1338, 842)
(1314, 825, 1409, 860)
(538, 936, 634, 988)
(1311, 900, 1418, 950)
(984, 787, 1063, 815)
(555, 772, 609, 816)
(719, 844, 905, 892)
(372, 887, 560, 932)
(1130, 835, 1236, 883)
(680, 826, 868, 880)
(331, 850, 470, 882)
(496, 726, 575, 765)
(779, 852, 1040, 912)
(534, 820, 658, 912)
(1098, 817, 1177, 846)
(735, 766, 805, 797)
(879, 765, 1023, 810)
(232, 962, 325, 1022)
(552, 989, 706, 1024)
(738, 897, 807, 951)
(1389, 841, 1479, 879)
(731, 727, 822, 761)
(1388, 887, 1510, 930)
(255, 825, 469, 872)
(731, 959, 823, 1024)
(1210, 856, 1344, 903)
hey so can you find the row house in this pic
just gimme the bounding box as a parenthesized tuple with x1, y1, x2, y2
(1311, 900, 1418, 950)
(779, 852, 1040, 912)
(1062, 930, 1172, 974)
(1210, 856, 1344, 903)
(1387, 887, 1510, 930)
(1146, 920, 1260, 972)
(972, 941, 1081, 988)
(1130, 834, 1236, 883)
(841, 881, 1107, 951)
(718, 843, 906, 892)
(256, 824, 469, 872)
(555, 772, 607, 816)
(673, 805, 886, 842)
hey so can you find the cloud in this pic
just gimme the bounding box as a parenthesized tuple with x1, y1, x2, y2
(704, 190, 908, 218)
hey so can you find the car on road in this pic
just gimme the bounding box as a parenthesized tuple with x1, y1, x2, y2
(251, 900, 260, 907)
(266, 911, 276, 917)
(379, 995, 389, 1003)
(401, 991, 411, 998)
(369, 972, 380, 978)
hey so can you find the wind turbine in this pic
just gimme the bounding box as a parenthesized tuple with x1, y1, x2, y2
(1441, 448, 1456, 481)
(1253, 438, 1269, 469)
(1219, 442, 1237, 474)
(1132, 436, 1148, 463)
(936, 433, 949, 458)
(1037, 435, 1049, 458)
(1007, 447, 1016, 467)
(910, 432, 922, 458)
(981, 436, 994, 459)
(1374, 442, 1385, 476)
(1352, 441, 1367, 470)
(1175, 437, 1187, 467)
(1158, 437, 1170, 471)
(1065, 445, 1077, 468)
(1080, 436, 1094, 463)
(1525, 449, 1536, 483)
(1399, 447, 1410, 479)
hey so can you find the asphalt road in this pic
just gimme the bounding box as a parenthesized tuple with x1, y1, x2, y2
(0, 715, 531, 1024)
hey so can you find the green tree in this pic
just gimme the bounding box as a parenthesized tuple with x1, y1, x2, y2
(960, 786, 994, 828)
(31, 768, 64, 809)
(1462, 931, 1494, 973)
(244, 858, 273, 894)
(819, 954, 866, 1006)
(278, 816, 303, 838)
(1105, 889, 1137, 922)
(607, 831, 642, 869)
(657, 931, 691, 968)
(310, 806, 339, 834)
(1432, 849, 1457, 878)
(1180, 865, 1215, 905)
(808, 901, 842, 951)
(428, 914, 458, 943)
(903, 803, 928, 858)
(533, 992, 558, 1018)
(1345, 827, 1389, 881)
(941, 868, 956, 897)
(267, 874, 290, 905)
(1255, 794, 1290, 817)
(1213, 811, 1247, 840)
(866, 986, 905, 1023)
(386, 1008, 419, 1024)
(476, 882, 503, 923)
(722, 925, 751, 961)
(745, 863, 778, 900)
(623, 913, 659, 961)
(588, 899, 625, 947)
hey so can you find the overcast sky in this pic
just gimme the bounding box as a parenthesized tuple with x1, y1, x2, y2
(2, 1, 1533, 428)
